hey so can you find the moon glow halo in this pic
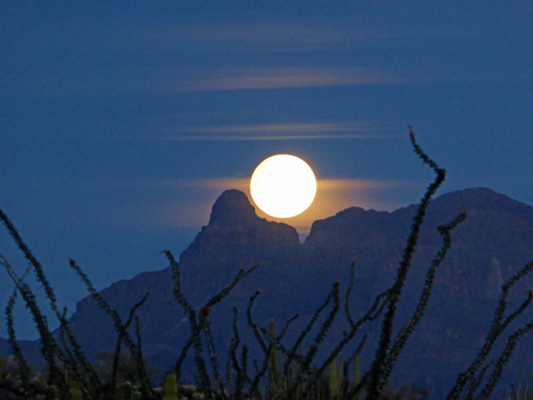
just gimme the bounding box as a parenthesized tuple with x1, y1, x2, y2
(250, 154, 317, 218)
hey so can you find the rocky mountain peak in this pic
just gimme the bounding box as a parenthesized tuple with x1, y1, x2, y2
(179, 190, 300, 274)
(209, 189, 257, 225)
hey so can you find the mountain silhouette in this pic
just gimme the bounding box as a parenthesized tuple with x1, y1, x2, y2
(2, 187, 532, 397)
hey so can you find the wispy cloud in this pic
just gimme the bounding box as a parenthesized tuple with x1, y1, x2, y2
(179, 178, 250, 191)
(156, 121, 402, 142)
(162, 134, 400, 142)
(130, 177, 412, 234)
(141, 23, 378, 54)
(180, 66, 401, 92)
(181, 122, 382, 134)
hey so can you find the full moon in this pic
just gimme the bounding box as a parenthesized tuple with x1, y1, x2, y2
(250, 154, 317, 218)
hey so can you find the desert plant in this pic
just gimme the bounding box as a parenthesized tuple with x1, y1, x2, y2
(506, 375, 532, 400)
(67, 373, 82, 400)
(0, 128, 531, 399)
(162, 371, 178, 400)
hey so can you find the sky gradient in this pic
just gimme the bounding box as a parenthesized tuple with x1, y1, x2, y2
(1, 2, 532, 338)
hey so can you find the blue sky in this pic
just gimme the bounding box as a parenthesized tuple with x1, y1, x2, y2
(1, 2, 532, 338)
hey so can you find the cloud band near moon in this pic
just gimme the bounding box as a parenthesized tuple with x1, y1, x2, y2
(121, 177, 414, 237)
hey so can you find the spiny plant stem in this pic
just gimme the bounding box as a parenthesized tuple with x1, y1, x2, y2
(366, 127, 446, 399)
(344, 258, 358, 329)
(109, 291, 150, 395)
(165, 249, 259, 393)
(69, 258, 153, 398)
(247, 291, 268, 354)
(5, 288, 31, 390)
(225, 306, 239, 389)
(283, 282, 335, 377)
(477, 319, 533, 400)
(1, 256, 68, 397)
(447, 261, 533, 400)
(0, 212, 99, 395)
(0, 209, 100, 397)
(202, 315, 222, 387)
(382, 210, 467, 384)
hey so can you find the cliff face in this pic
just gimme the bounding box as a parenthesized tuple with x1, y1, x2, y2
(178, 189, 300, 303)
(303, 187, 533, 300)
(3, 187, 532, 397)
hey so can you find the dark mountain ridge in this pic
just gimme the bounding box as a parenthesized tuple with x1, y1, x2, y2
(1, 187, 532, 398)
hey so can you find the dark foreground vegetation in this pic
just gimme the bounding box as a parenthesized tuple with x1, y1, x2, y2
(1, 128, 532, 399)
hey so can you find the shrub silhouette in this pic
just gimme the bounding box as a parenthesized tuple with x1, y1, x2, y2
(0, 128, 531, 399)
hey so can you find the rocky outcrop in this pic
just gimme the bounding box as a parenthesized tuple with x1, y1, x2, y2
(179, 189, 300, 302)
(303, 187, 533, 301)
